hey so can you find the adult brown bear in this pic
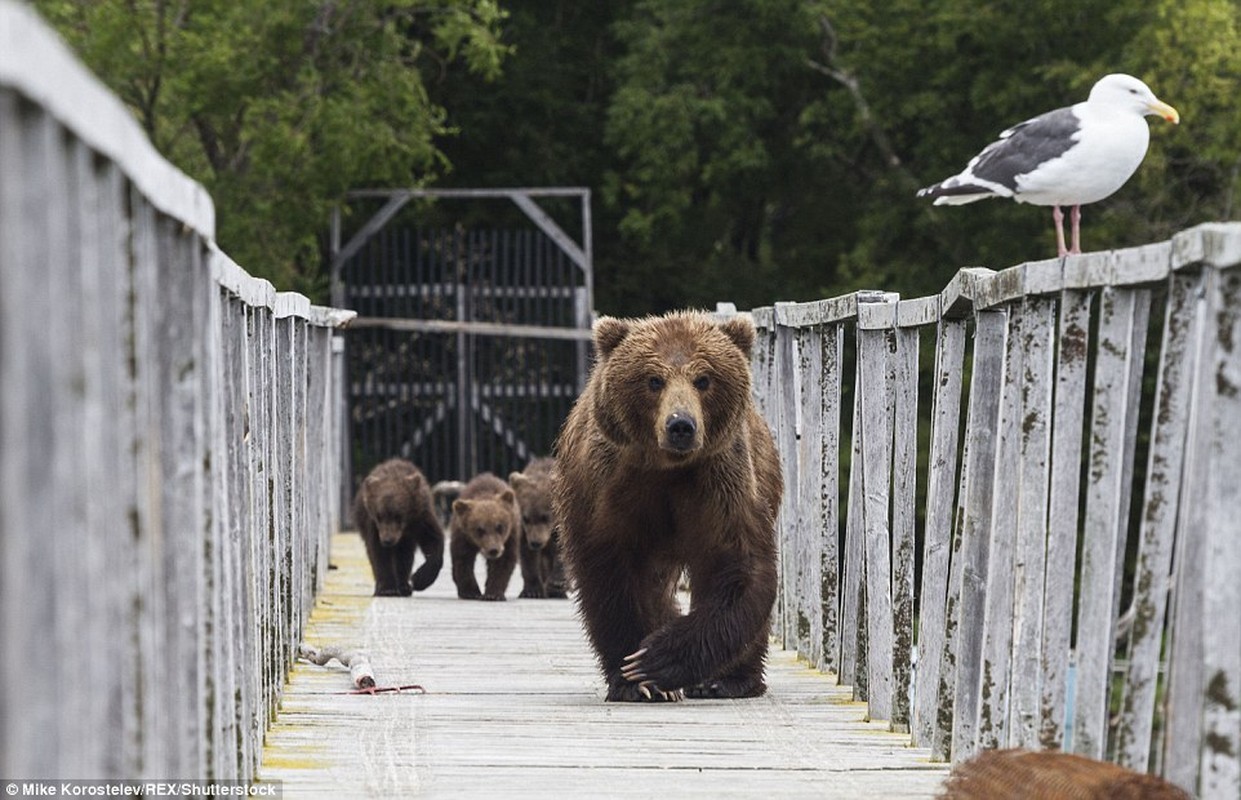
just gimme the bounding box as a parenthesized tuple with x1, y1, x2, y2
(353, 459, 445, 596)
(553, 311, 782, 701)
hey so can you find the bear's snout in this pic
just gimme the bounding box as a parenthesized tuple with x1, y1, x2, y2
(378, 527, 403, 547)
(663, 411, 700, 453)
(484, 546, 503, 560)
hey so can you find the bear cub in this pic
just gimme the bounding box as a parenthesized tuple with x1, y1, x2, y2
(354, 458, 445, 596)
(509, 457, 567, 599)
(450, 473, 521, 601)
(553, 311, 782, 701)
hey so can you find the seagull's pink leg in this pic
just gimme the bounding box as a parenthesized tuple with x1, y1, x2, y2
(1069, 205, 1082, 254)
(1053, 205, 1068, 257)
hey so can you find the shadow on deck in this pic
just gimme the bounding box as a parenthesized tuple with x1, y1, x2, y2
(262, 533, 949, 798)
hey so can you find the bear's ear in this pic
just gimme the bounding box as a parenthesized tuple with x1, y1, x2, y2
(498, 488, 516, 506)
(718, 317, 755, 357)
(451, 498, 471, 516)
(508, 472, 528, 489)
(404, 472, 422, 489)
(593, 316, 631, 357)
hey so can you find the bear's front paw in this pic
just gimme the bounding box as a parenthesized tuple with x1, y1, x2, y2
(457, 588, 483, 600)
(519, 585, 546, 599)
(620, 644, 694, 692)
(606, 680, 683, 703)
(481, 592, 507, 602)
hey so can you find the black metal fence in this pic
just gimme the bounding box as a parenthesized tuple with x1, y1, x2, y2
(343, 224, 590, 494)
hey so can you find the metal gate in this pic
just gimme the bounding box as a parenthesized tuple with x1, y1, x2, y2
(331, 189, 593, 498)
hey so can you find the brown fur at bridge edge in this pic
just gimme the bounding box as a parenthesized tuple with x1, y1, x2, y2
(510, 457, 567, 599)
(354, 459, 445, 596)
(450, 473, 521, 601)
(939, 748, 1191, 799)
(553, 310, 782, 702)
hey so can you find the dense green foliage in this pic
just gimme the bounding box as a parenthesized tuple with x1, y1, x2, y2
(35, 0, 509, 296)
(38, 0, 1241, 313)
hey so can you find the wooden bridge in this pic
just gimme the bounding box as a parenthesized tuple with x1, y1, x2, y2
(260, 532, 947, 797)
(2, 3, 1239, 797)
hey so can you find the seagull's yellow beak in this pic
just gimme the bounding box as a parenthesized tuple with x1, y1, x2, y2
(1149, 99, 1180, 124)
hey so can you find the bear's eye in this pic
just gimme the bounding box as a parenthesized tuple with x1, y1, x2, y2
(495, 523, 504, 533)
(693, 375, 710, 391)
(647, 376, 665, 392)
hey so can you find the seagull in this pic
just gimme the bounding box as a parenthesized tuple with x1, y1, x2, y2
(917, 74, 1179, 257)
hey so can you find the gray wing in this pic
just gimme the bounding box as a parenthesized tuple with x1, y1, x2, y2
(965, 107, 1081, 192)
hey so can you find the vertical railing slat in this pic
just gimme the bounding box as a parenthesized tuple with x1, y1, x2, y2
(978, 303, 1025, 751)
(1040, 289, 1092, 749)
(773, 309, 799, 651)
(819, 323, 844, 675)
(913, 316, 967, 750)
(1198, 270, 1241, 798)
(1009, 296, 1055, 749)
(891, 324, 920, 733)
(858, 295, 897, 722)
(796, 325, 825, 665)
(1073, 286, 1151, 759)
(951, 308, 1007, 761)
(840, 351, 865, 691)
(1114, 270, 1201, 770)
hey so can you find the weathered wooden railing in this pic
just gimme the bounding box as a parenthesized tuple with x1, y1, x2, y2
(747, 221, 1241, 798)
(0, 2, 352, 781)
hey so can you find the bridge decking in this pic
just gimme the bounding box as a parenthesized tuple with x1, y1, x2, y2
(261, 533, 949, 797)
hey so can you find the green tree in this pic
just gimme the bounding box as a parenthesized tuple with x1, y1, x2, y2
(601, 0, 843, 312)
(35, 0, 510, 296)
(593, 0, 1240, 313)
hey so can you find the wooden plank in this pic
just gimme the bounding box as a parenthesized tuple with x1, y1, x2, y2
(1039, 289, 1092, 749)
(931, 319, 978, 762)
(1163, 268, 1215, 792)
(1199, 270, 1241, 798)
(776, 294, 862, 327)
(950, 309, 1007, 762)
(1008, 296, 1055, 749)
(774, 317, 801, 650)
(1114, 270, 1202, 771)
(0, 92, 56, 777)
(1170, 222, 1241, 271)
(977, 304, 1024, 751)
(913, 318, 967, 749)
(261, 534, 951, 798)
(820, 324, 844, 674)
(840, 345, 865, 690)
(1073, 286, 1150, 759)
(891, 326, 920, 733)
(897, 296, 941, 328)
(797, 326, 825, 664)
(858, 312, 896, 722)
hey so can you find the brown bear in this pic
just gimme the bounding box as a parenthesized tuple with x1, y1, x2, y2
(509, 457, 567, 599)
(353, 459, 445, 596)
(939, 748, 1191, 799)
(553, 310, 782, 702)
(449, 473, 521, 601)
